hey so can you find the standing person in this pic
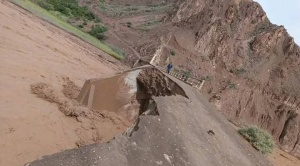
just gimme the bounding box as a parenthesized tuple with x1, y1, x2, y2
(167, 62, 173, 74)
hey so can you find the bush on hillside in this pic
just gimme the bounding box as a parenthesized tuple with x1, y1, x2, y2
(88, 25, 108, 40)
(36, 1, 54, 11)
(94, 33, 106, 40)
(33, 0, 99, 21)
(238, 126, 275, 154)
(170, 50, 176, 56)
(126, 22, 132, 28)
(84, 11, 96, 20)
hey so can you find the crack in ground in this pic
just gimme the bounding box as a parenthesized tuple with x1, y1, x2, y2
(125, 68, 188, 136)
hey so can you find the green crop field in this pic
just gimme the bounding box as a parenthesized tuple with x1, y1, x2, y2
(10, 0, 124, 60)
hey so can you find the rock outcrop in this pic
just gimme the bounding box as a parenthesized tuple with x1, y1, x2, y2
(151, 0, 300, 158)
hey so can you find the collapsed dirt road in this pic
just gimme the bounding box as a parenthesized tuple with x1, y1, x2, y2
(27, 68, 272, 166)
(0, 1, 127, 165)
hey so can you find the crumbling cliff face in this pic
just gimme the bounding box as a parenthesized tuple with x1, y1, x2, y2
(152, 0, 300, 158)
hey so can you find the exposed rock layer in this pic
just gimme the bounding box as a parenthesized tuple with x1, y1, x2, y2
(151, 0, 300, 157)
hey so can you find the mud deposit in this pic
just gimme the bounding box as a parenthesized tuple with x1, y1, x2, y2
(0, 1, 121, 165)
(31, 78, 131, 147)
(29, 68, 187, 150)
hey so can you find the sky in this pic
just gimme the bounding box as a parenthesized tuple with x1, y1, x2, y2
(254, 0, 300, 45)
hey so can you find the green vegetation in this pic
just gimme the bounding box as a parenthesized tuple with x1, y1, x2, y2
(126, 22, 132, 28)
(11, 0, 124, 59)
(31, 0, 109, 41)
(227, 82, 237, 89)
(31, 0, 97, 21)
(182, 70, 192, 78)
(201, 76, 212, 81)
(172, 68, 192, 80)
(170, 50, 176, 56)
(89, 25, 108, 40)
(238, 126, 275, 154)
(98, 2, 174, 17)
(136, 19, 163, 31)
(230, 68, 246, 75)
(125, 7, 138, 11)
(108, 44, 126, 58)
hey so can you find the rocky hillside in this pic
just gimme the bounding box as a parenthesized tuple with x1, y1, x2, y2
(149, 0, 300, 158)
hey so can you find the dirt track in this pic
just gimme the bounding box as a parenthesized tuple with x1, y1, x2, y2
(0, 1, 126, 165)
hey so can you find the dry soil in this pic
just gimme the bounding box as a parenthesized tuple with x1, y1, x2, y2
(0, 1, 126, 165)
(269, 148, 300, 166)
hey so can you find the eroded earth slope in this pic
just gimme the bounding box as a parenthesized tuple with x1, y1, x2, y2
(0, 1, 125, 165)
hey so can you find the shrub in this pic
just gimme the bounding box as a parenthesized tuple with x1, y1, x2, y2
(236, 68, 246, 74)
(126, 22, 132, 28)
(170, 50, 176, 56)
(33, 0, 100, 21)
(125, 7, 138, 11)
(56, 5, 72, 16)
(85, 12, 96, 20)
(36, 1, 54, 11)
(201, 75, 211, 81)
(94, 33, 106, 40)
(182, 71, 192, 77)
(227, 82, 236, 89)
(88, 25, 108, 39)
(238, 126, 275, 154)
